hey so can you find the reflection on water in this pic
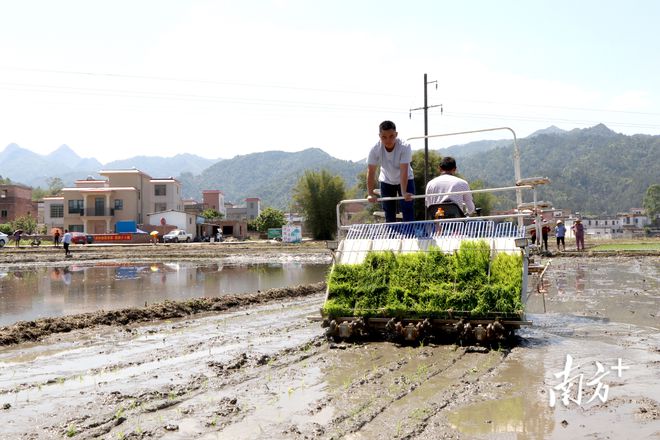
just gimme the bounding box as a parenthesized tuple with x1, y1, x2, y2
(447, 358, 554, 438)
(0, 262, 329, 327)
(527, 257, 660, 329)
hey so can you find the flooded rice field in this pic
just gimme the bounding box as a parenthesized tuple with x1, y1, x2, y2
(0, 262, 330, 327)
(0, 253, 658, 439)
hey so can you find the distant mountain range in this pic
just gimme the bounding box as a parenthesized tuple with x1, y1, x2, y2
(458, 124, 659, 215)
(0, 143, 217, 189)
(1, 123, 658, 215)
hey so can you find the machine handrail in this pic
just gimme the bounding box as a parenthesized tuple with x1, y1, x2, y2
(406, 127, 523, 211)
(336, 184, 533, 232)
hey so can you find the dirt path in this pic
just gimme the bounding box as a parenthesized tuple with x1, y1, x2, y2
(0, 251, 658, 439)
(0, 241, 330, 266)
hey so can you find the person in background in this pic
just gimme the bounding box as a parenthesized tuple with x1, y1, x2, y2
(53, 230, 61, 248)
(541, 220, 551, 252)
(572, 218, 585, 251)
(14, 230, 21, 247)
(366, 120, 415, 223)
(425, 156, 475, 219)
(62, 229, 73, 257)
(555, 220, 566, 251)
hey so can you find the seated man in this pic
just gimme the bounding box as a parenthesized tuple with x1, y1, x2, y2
(425, 156, 475, 219)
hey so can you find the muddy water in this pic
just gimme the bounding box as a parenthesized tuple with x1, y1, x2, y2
(0, 256, 658, 439)
(0, 262, 329, 326)
(441, 256, 660, 440)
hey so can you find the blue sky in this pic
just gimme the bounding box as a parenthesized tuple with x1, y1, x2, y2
(1, 0, 659, 163)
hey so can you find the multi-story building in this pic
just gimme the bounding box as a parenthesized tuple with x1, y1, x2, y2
(60, 169, 182, 233)
(0, 184, 37, 222)
(42, 196, 65, 231)
(202, 190, 227, 217)
(225, 198, 261, 222)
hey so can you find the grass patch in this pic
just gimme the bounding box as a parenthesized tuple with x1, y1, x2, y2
(324, 240, 523, 318)
(590, 242, 660, 251)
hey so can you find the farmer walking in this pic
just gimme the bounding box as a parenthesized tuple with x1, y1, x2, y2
(62, 229, 73, 257)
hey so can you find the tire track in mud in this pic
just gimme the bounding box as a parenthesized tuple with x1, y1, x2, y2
(316, 344, 508, 439)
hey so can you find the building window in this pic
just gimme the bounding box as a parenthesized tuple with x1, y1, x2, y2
(155, 185, 166, 196)
(114, 199, 123, 210)
(69, 224, 84, 232)
(68, 199, 83, 214)
(1, 190, 6, 198)
(50, 204, 64, 218)
(154, 203, 167, 212)
(1, 210, 7, 217)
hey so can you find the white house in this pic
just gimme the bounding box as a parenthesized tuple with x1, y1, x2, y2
(562, 208, 651, 240)
(147, 209, 201, 237)
(42, 196, 65, 231)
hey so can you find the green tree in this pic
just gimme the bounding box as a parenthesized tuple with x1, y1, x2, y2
(470, 179, 495, 216)
(31, 187, 48, 201)
(0, 175, 11, 184)
(345, 169, 379, 224)
(293, 170, 346, 240)
(200, 208, 223, 220)
(46, 177, 64, 195)
(12, 214, 37, 234)
(643, 184, 660, 225)
(254, 207, 286, 233)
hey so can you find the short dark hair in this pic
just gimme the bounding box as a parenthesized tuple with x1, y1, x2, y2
(440, 156, 457, 171)
(379, 120, 396, 131)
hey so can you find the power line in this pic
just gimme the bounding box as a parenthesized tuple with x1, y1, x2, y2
(0, 81, 407, 114)
(0, 65, 410, 98)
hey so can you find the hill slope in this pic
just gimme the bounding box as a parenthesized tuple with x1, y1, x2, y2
(180, 148, 364, 208)
(458, 124, 660, 215)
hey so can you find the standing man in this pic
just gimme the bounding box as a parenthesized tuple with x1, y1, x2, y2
(62, 229, 73, 257)
(425, 157, 475, 218)
(541, 220, 551, 252)
(366, 120, 415, 223)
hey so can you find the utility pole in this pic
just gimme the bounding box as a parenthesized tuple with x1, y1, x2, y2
(410, 73, 442, 218)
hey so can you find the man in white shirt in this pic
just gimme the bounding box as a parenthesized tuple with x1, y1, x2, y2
(425, 156, 475, 218)
(62, 229, 73, 257)
(366, 120, 415, 222)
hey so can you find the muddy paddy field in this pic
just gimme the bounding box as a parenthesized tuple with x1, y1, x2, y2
(0, 243, 658, 439)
